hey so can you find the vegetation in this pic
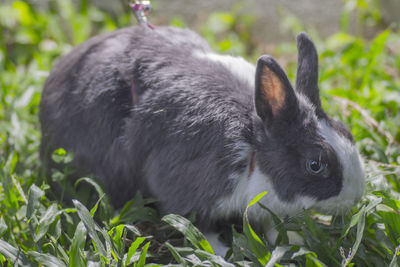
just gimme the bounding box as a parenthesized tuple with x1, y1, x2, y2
(0, 0, 399, 266)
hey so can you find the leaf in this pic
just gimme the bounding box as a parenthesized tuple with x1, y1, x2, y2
(347, 211, 366, 264)
(247, 191, 267, 208)
(72, 199, 106, 257)
(51, 148, 74, 164)
(28, 251, 67, 267)
(14, 85, 36, 108)
(162, 214, 214, 254)
(52, 218, 62, 241)
(258, 202, 289, 244)
(194, 249, 235, 267)
(50, 234, 70, 264)
(361, 30, 390, 89)
(137, 241, 150, 267)
(124, 224, 141, 236)
(12, 1, 34, 26)
(125, 237, 146, 266)
(340, 197, 382, 266)
(12, 175, 26, 203)
(388, 245, 400, 267)
(292, 247, 318, 259)
(231, 227, 260, 264)
(112, 193, 158, 225)
(306, 254, 328, 267)
(378, 211, 400, 245)
(365, 196, 382, 214)
(0, 217, 7, 236)
(0, 240, 33, 266)
(97, 223, 114, 262)
(183, 253, 204, 266)
(26, 184, 44, 220)
(342, 197, 381, 238)
(243, 192, 270, 265)
(265, 246, 291, 267)
(108, 224, 126, 262)
(164, 242, 187, 266)
(51, 148, 66, 164)
(110, 225, 125, 249)
(35, 204, 62, 242)
(90, 197, 101, 217)
(69, 221, 87, 267)
(75, 177, 113, 218)
(8, 151, 18, 175)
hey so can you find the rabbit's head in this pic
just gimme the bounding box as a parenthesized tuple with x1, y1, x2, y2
(253, 33, 365, 216)
(218, 33, 365, 220)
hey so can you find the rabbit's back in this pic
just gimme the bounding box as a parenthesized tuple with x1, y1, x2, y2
(40, 26, 257, 213)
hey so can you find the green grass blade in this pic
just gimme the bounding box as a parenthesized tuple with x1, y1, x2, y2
(26, 184, 44, 220)
(124, 224, 141, 236)
(97, 224, 114, 263)
(125, 237, 146, 266)
(72, 199, 107, 257)
(265, 246, 291, 267)
(361, 29, 390, 90)
(162, 214, 214, 254)
(137, 241, 150, 267)
(258, 202, 289, 244)
(75, 177, 114, 218)
(0, 217, 7, 236)
(69, 221, 87, 267)
(194, 249, 235, 267)
(109, 224, 125, 255)
(231, 227, 261, 265)
(306, 254, 327, 267)
(35, 203, 62, 242)
(0, 240, 33, 266)
(28, 251, 67, 267)
(90, 197, 101, 217)
(247, 192, 267, 208)
(164, 242, 188, 266)
(345, 213, 366, 266)
(340, 197, 382, 266)
(6, 150, 18, 175)
(243, 192, 270, 266)
(388, 245, 400, 267)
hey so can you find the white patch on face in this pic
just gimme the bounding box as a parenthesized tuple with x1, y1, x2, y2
(192, 51, 256, 88)
(315, 119, 365, 213)
(214, 164, 317, 223)
(213, 117, 364, 239)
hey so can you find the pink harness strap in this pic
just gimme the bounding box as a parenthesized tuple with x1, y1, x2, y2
(130, 1, 153, 104)
(131, 3, 155, 30)
(248, 151, 256, 178)
(131, 81, 137, 104)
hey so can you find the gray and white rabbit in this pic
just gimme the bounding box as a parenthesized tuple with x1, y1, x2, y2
(40, 26, 365, 254)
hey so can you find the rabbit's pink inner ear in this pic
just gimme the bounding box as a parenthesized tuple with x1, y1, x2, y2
(260, 67, 286, 117)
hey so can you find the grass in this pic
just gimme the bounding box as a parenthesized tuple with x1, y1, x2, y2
(0, 0, 399, 266)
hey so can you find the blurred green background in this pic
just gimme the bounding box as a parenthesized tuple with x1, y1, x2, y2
(0, 0, 399, 266)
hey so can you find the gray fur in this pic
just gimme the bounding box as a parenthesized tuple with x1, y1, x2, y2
(40, 26, 364, 232)
(41, 26, 253, 227)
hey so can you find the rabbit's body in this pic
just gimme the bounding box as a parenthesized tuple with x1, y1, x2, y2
(41, 27, 257, 223)
(40, 26, 365, 251)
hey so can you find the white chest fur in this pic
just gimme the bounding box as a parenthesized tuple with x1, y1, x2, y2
(214, 164, 317, 224)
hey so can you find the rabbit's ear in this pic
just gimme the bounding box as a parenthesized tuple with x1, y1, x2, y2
(295, 32, 324, 116)
(255, 55, 298, 126)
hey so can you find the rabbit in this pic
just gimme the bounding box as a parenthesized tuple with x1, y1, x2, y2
(39, 26, 365, 255)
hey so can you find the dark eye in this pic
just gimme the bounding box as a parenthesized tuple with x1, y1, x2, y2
(306, 159, 325, 175)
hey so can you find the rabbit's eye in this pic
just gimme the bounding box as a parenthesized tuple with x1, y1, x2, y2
(306, 159, 326, 175)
